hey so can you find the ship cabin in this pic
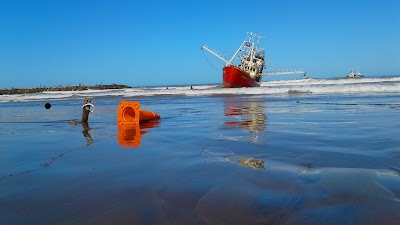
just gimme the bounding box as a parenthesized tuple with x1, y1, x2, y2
(238, 49, 265, 82)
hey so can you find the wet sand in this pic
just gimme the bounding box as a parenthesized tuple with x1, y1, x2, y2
(1, 94, 400, 224)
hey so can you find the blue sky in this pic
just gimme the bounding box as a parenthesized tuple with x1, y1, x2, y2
(1, 0, 399, 88)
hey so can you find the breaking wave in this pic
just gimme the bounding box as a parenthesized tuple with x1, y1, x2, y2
(1, 77, 400, 102)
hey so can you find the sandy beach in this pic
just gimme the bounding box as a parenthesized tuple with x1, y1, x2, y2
(1, 79, 400, 224)
(2, 0, 400, 223)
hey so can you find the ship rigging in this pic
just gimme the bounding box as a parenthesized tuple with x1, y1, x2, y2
(201, 32, 306, 88)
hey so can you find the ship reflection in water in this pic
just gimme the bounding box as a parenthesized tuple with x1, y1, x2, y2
(117, 120, 160, 148)
(224, 97, 267, 143)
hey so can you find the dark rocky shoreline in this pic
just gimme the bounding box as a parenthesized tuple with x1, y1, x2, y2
(0, 84, 131, 95)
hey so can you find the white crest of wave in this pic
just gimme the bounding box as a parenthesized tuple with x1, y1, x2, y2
(1, 77, 399, 102)
(262, 77, 400, 87)
(0, 92, 74, 103)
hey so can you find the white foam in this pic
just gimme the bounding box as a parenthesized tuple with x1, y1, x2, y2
(1, 77, 399, 102)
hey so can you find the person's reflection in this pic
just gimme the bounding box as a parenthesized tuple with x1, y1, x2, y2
(117, 120, 160, 148)
(224, 97, 267, 142)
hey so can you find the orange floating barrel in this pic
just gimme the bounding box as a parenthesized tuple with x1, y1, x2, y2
(117, 101, 160, 125)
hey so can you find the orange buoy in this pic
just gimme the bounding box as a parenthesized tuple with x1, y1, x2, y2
(117, 101, 160, 125)
(139, 109, 161, 122)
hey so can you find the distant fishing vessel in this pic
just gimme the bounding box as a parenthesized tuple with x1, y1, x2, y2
(201, 32, 305, 88)
(347, 68, 364, 78)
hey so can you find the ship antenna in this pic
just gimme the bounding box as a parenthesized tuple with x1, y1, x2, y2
(227, 32, 253, 64)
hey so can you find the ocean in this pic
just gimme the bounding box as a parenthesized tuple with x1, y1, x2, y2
(1, 76, 400, 224)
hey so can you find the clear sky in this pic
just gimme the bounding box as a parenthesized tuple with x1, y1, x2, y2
(1, 0, 399, 88)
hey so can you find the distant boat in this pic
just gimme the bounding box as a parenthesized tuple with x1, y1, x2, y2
(201, 32, 305, 88)
(347, 68, 364, 78)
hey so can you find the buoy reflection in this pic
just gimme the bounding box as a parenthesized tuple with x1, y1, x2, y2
(117, 120, 160, 148)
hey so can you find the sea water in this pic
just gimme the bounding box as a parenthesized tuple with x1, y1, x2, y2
(1, 77, 400, 224)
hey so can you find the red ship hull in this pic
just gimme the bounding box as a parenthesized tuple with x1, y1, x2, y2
(222, 66, 260, 88)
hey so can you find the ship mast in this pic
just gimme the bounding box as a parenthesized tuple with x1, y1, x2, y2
(201, 32, 306, 78)
(200, 45, 229, 65)
(264, 68, 306, 76)
(201, 32, 262, 66)
(227, 32, 262, 65)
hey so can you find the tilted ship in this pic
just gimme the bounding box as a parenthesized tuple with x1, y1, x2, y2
(201, 32, 305, 88)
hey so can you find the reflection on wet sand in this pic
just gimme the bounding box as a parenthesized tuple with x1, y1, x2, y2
(68, 121, 94, 145)
(194, 167, 400, 225)
(117, 120, 160, 148)
(237, 157, 265, 169)
(81, 122, 93, 145)
(69, 118, 160, 148)
(224, 97, 267, 143)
